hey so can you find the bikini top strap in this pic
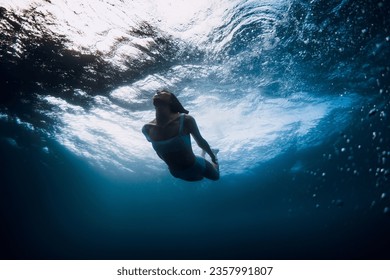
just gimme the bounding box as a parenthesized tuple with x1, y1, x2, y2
(178, 113, 185, 135)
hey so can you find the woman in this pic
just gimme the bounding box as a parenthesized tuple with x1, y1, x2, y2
(142, 90, 219, 181)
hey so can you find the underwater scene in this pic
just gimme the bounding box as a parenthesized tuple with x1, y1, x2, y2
(0, 0, 389, 259)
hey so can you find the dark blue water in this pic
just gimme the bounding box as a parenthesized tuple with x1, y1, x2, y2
(1, 0, 389, 259)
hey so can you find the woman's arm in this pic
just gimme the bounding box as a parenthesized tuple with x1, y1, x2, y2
(186, 115, 218, 164)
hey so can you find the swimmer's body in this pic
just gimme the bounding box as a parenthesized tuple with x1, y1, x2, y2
(142, 90, 219, 181)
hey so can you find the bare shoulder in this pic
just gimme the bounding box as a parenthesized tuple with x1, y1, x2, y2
(184, 114, 195, 122)
(183, 114, 201, 134)
(145, 119, 157, 126)
(142, 120, 156, 131)
(183, 114, 196, 126)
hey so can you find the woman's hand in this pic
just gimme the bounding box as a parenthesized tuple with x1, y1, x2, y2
(211, 155, 218, 165)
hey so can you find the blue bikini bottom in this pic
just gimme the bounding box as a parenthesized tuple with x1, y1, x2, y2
(169, 156, 206, 181)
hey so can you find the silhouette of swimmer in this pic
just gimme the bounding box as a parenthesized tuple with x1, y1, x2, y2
(142, 90, 219, 181)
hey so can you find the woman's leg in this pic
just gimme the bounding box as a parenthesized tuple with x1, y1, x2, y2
(203, 160, 219, 180)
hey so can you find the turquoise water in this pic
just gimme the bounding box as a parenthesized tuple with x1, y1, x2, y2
(0, 0, 389, 259)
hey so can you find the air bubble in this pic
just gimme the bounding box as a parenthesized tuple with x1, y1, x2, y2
(369, 108, 378, 116)
(335, 199, 344, 207)
(6, 138, 18, 148)
(381, 193, 386, 200)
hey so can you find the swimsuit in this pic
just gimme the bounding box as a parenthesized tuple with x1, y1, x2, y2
(169, 156, 206, 181)
(143, 114, 206, 181)
(147, 113, 191, 155)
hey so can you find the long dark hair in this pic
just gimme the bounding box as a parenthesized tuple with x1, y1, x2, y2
(158, 89, 189, 114)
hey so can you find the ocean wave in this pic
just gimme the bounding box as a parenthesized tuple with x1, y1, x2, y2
(0, 0, 388, 176)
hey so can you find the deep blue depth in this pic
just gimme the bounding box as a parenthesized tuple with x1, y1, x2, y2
(1, 0, 390, 259)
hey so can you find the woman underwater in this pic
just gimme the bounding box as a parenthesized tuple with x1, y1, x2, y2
(142, 90, 219, 181)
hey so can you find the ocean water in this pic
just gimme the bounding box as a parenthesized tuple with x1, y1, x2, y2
(0, 0, 389, 259)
